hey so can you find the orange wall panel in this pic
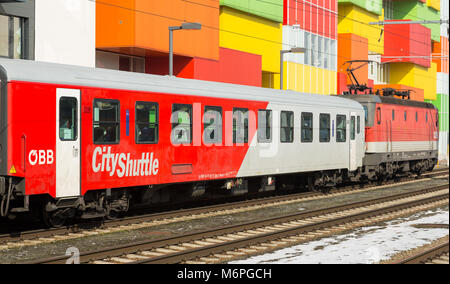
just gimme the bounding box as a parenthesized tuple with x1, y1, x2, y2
(433, 36, 449, 74)
(338, 33, 369, 86)
(96, 0, 219, 60)
(96, 0, 136, 48)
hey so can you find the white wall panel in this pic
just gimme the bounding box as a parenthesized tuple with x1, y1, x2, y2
(35, 0, 95, 67)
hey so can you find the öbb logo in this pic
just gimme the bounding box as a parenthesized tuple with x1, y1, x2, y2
(28, 150, 54, 165)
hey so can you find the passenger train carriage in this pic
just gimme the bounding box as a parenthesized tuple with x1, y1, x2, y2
(0, 59, 436, 226)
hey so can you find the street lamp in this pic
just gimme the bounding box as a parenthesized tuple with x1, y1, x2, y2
(168, 22, 202, 76)
(280, 47, 306, 90)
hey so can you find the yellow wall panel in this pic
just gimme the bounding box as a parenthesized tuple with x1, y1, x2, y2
(285, 62, 336, 95)
(338, 4, 384, 54)
(427, 0, 440, 11)
(390, 62, 437, 101)
(220, 6, 282, 74)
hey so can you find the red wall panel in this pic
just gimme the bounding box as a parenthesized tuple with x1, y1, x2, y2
(284, 0, 337, 39)
(194, 48, 262, 87)
(382, 20, 431, 68)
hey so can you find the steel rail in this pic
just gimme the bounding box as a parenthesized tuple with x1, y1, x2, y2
(2, 168, 447, 245)
(397, 242, 449, 264)
(27, 183, 448, 264)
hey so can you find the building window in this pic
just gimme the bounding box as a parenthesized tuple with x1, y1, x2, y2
(0, 15, 23, 59)
(233, 108, 249, 144)
(96, 50, 145, 73)
(319, 114, 330, 142)
(258, 109, 272, 143)
(281, 111, 294, 143)
(93, 99, 120, 144)
(203, 106, 222, 144)
(136, 102, 158, 144)
(301, 112, 313, 143)
(171, 104, 192, 145)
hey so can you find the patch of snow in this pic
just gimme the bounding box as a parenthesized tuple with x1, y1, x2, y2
(230, 207, 449, 264)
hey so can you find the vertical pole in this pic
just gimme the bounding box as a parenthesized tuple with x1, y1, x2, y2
(280, 51, 284, 90)
(169, 29, 173, 76)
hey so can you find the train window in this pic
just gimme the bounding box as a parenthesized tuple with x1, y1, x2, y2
(436, 113, 439, 128)
(350, 116, 356, 140)
(93, 99, 120, 144)
(357, 116, 361, 134)
(415, 111, 418, 122)
(392, 110, 395, 121)
(258, 109, 272, 143)
(204, 106, 222, 144)
(319, 113, 330, 142)
(362, 105, 368, 124)
(172, 104, 192, 145)
(281, 111, 294, 143)
(233, 108, 249, 144)
(336, 115, 346, 142)
(135, 102, 158, 144)
(376, 107, 381, 125)
(59, 97, 77, 141)
(404, 111, 407, 121)
(301, 112, 313, 143)
(426, 112, 428, 122)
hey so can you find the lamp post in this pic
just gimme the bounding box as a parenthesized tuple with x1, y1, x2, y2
(169, 22, 202, 76)
(280, 47, 306, 90)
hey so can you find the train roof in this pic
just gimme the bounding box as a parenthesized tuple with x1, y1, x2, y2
(338, 94, 436, 109)
(0, 58, 363, 110)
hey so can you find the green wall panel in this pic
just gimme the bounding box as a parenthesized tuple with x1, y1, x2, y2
(426, 93, 449, 132)
(393, 0, 440, 42)
(220, 0, 283, 22)
(338, 0, 382, 15)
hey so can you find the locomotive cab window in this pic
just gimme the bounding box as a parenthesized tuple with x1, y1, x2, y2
(336, 115, 346, 142)
(281, 111, 294, 143)
(233, 108, 249, 144)
(93, 99, 120, 144)
(59, 97, 77, 141)
(301, 112, 313, 143)
(172, 104, 192, 144)
(258, 109, 272, 143)
(136, 102, 158, 144)
(319, 113, 330, 142)
(204, 106, 222, 144)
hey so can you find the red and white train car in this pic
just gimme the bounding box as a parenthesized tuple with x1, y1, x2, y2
(1, 59, 366, 225)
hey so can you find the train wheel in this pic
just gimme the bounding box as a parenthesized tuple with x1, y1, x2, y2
(43, 210, 66, 228)
(42, 207, 74, 228)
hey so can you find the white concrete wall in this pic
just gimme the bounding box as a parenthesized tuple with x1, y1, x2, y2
(35, 0, 95, 67)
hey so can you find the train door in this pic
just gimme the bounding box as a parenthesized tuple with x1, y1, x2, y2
(349, 113, 357, 171)
(56, 89, 81, 198)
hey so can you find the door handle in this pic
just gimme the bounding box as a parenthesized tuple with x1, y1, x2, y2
(73, 146, 79, 157)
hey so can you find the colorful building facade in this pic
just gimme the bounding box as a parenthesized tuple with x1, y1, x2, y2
(0, 0, 448, 162)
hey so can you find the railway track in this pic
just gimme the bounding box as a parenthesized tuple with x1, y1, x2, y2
(1, 169, 447, 251)
(26, 183, 449, 264)
(397, 242, 449, 264)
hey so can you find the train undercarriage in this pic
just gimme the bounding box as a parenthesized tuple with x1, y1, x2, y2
(0, 156, 439, 227)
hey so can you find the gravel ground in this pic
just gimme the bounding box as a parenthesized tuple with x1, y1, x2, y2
(0, 175, 448, 264)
